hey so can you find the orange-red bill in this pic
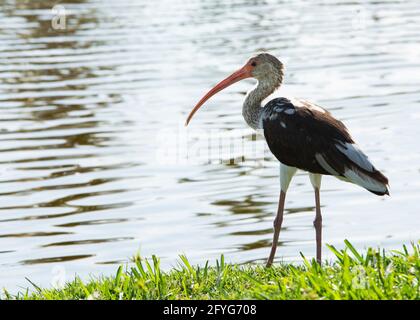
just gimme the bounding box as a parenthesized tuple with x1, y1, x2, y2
(185, 64, 252, 126)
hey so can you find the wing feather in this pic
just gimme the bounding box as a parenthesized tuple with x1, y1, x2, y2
(262, 97, 389, 195)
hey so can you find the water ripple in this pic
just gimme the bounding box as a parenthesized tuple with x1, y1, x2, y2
(0, 0, 419, 293)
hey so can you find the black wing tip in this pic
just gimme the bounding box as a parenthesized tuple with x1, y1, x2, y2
(358, 168, 390, 196)
(368, 189, 388, 196)
(368, 184, 390, 196)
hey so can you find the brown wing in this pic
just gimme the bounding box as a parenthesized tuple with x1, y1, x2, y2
(262, 97, 389, 195)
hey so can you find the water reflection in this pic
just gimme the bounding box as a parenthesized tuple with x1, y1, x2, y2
(41, 236, 133, 248)
(21, 254, 94, 265)
(0, 0, 419, 293)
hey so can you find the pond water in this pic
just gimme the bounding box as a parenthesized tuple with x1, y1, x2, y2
(0, 0, 419, 293)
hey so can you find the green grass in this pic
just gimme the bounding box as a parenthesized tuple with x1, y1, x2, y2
(4, 240, 420, 300)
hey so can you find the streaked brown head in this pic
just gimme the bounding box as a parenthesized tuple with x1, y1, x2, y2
(185, 53, 284, 126)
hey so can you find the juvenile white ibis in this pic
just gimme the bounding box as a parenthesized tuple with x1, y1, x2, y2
(185, 53, 389, 266)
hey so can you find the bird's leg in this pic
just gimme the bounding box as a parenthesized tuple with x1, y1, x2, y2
(314, 187, 322, 264)
(266, 190, 286, 267)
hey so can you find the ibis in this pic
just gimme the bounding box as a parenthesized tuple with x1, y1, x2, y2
(185, 53, 389, 266)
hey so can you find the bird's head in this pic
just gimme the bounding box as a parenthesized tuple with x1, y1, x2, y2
(185, 53, 284, 126)
(249, 53, 284, 82)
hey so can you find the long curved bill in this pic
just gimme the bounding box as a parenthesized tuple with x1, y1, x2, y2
(185, 63, 252, 126)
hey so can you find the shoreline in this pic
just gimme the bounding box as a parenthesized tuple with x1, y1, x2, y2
(4, 240, 419, 300)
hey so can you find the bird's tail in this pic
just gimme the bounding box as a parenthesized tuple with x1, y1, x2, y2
(342, 165, 389, 196)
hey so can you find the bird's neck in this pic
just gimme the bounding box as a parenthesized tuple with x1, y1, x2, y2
(242, 78, 281, 130)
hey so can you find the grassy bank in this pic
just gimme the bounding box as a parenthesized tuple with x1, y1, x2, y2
(5, 240, 420, 300)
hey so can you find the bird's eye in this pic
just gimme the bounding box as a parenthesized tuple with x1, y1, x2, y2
(251, 61, 257, 67)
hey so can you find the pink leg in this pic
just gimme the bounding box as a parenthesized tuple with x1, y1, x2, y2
(266, 191, 286, 267)
(314, 188, 322, 264)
